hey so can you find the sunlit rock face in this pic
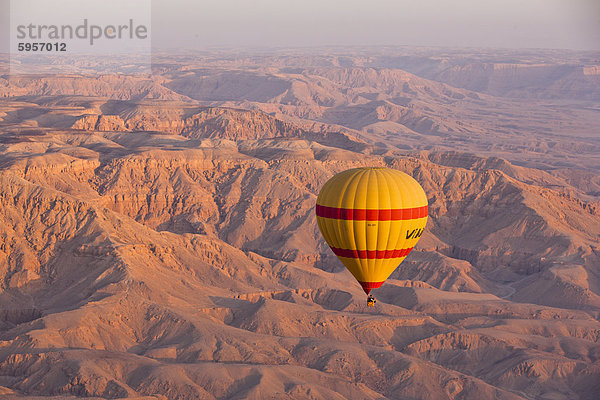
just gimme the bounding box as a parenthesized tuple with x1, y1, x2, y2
(0, 49, 599, 399)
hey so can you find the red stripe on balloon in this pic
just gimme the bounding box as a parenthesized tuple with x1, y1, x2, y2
(359, 281, 384, 294)
(316, 204, 427, 221)
(329, 246, 414, 259)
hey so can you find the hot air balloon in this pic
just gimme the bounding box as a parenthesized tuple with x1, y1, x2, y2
(316, 167, 428, 306)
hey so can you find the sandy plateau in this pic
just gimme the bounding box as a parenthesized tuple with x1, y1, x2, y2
(0, 48, 599, 399)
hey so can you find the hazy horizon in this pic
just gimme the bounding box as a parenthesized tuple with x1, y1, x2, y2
(1, 0, 599, 54)
(151, 0, 600, 51)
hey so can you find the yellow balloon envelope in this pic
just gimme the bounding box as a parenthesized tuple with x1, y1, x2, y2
(316, 167, 428, 294)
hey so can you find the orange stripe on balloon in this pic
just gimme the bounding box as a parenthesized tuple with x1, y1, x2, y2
(316, 204, 427, 221)
(330, 246, 414, 259)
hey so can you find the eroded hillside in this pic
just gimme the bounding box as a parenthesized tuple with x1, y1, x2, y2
(0, 49, 599, 399)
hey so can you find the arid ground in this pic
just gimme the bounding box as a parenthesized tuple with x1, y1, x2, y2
(0, 48, 599, 399)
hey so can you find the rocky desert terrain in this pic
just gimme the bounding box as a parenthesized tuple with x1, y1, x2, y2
(0, 48, 599, 399)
